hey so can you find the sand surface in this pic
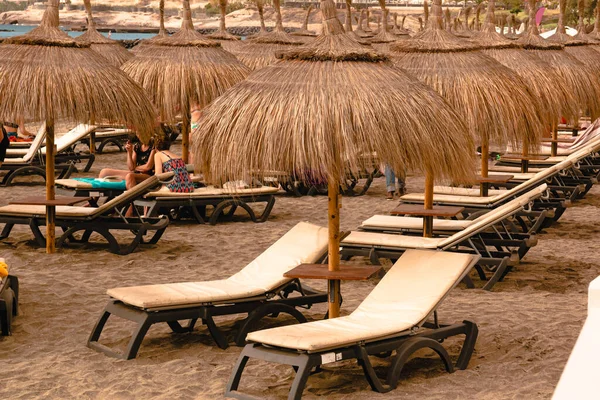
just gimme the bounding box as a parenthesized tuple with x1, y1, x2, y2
(0, 137, 596, 399)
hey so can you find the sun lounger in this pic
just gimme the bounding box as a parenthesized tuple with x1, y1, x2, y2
(133, 186, 279, 224)
(6, 124, 96, 171)
(552, 276, 600, 400)
(0, 259, 18, 336)
(84, 126, 133, 153)
(1, 124, 78, 186)
(401, 160, 575, 223)
(341, 185, 547, 290)
(87, 222, 329, 359)
(226, 250, 480, 399)
(0, 172, 174, 255)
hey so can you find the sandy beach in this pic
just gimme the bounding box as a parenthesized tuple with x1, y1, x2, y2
(0, 137, 595, 399)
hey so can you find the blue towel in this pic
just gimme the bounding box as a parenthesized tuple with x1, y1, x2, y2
(72, 178, 127, 190)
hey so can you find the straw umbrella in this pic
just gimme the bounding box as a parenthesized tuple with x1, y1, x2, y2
(291, 5, 316, 37)
(354, 9, 370, 38)
(193, 0, 476, 318)
(131, 0, 167, 50)
(225, 0, 302, 71)
(0, 0, 156, 253)
(390, 0, 545, 181)
(473, 0, 578, 133)
(247, 0, 268, 39)
(392, 13, 410, 37)
(548, 0, 600, 65)
(75, 0, 133, 67)
(588, 3, 600, 41)
(518, 0, 600, 135)
(207, 0, 240, 41)
(371, 0, 398, 51)
(122, 0, 250, 163)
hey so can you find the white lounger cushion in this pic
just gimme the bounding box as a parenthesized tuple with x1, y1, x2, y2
(107, 222, 329, 309)
(145, 186, 279, 198)
(246, 250, 476, 352)
(432, 186, 505, 197)
(361, 215, 472, 231)
(55, 178, 94, 189)
(343, 231, 444, 249)
(0, 204, 97, 217)
(39, 124, 96, 154)
(3, 124, 46, 163)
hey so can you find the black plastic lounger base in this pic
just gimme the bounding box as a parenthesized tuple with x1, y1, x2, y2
(0, 216, 169, 255)
(87, 280, 327, 360)
(1, 162, 75, 186)
(226, 320, 478, 400)
(135, 194, 276, 225)
(0, 275, 19, 336)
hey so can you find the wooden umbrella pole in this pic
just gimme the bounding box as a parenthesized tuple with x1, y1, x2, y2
(551, 124, 558, 157)
(89, 115, 96, 154)
(521, 136, 530, 173)
(480, 136, 489, 178)
(45, 118, 56, 254)
(327, 179, 341, 318)
(182, 110, 191, 164)
(423, 170, 434, 238)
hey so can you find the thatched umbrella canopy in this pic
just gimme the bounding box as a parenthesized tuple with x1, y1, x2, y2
(453, 6, 474, 38)
(547, 0, 600, 64)
(246, 0, 269, 39)
(193, 0, 476, 317)
(390, 0, 545, 178)
(122, 0, 250, 163)
(354, 9, 370, 38)
(291, 5, 316, 37)
(517, 0, 600, 122)
(473, 0, 578, 128)
(392, 13, 410, 37)
(75, 0, 133, 67)
(131, 0, 167, 50)
(503, 15, 520, 40)
(587, 3, 600, 41)
(371, 0, 398, 51)
(225, 0, 302, 70)
(207, 0, 240, 41)
(0, 0, 156, 253)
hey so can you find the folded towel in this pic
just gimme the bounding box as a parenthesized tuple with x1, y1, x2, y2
(72, 177, 127, 190)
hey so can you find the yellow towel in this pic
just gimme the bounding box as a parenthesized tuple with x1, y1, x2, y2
(0, 261, 8, 278)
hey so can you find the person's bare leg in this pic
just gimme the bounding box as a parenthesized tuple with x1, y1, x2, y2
(125, 173, 151, 217)
(99, 168, 129, 179)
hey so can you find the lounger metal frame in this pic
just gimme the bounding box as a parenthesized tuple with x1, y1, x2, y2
(88, 278, 328, 360)
(133, 193, 276, 225)
(226, 257, 480, 399)
(1, 160, 76, 186)
(0, 275, 19, 336)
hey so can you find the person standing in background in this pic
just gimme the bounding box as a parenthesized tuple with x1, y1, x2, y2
(385, 165, 406, 200)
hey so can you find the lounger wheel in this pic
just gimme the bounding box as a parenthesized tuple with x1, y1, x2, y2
(235, 303, 308, 347)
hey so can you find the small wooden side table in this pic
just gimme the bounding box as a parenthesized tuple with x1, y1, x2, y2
(500, 155, 549, 173)
(390, 204, 465, 237)
(475, 174, 513, 197)
(284, 264, 383, 306)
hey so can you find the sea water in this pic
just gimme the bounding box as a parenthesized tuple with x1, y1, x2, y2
(0, 24, 155, 40)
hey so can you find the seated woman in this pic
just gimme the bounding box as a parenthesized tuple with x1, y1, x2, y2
(99, 133, 155, 190)
(154, 139, 194, 193)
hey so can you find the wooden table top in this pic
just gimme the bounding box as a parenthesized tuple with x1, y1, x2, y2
(475, 174, 514, 184)
(10, 196, 91, 206)
(500, 154, 550, 161)
(391, 204, 465, 217)
(284, 264, 383, 281)
(541, 138, 574, 143)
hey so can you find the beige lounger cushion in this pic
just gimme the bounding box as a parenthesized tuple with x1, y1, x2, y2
(0, 204, 97, 217)
(343, 231, 443, 249)
(432, 186, 505, 197)
(38, 124, 96, 155)
(3, 124, 47, 164)
(361, 215, 472, 231)
(488, 171, 535, 180)
(145, 186, 279, 198)
(107, 222, 329, 309)
(246, 250, 476, 352)
(55, 179, 94, 189)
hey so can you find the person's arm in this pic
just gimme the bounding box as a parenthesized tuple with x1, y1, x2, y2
(136, 148, 157, 173)
(126, 142, 136, 171)
(154, 152, 163, 175)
